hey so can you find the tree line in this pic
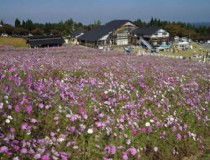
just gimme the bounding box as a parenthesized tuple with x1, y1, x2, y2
(0, 18, 210, 40)
(0, 18, 101, 37)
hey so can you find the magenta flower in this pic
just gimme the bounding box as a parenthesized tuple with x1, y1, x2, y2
(13, 145, 20, 151)
(172, 126, 177, 132)
(38, 103, 44, 109)
(176, 133, 182, 140)
(34, 154, 41, 159)
(41, 154, 50, 160)
(21, 122, 28, 130)
(155, 122, 162, 127)
(132, 128, 138, 136)
(21, 148, 27, 154)
(148, 126, 153, 133)
(141, 127, 147, 133)
(105, 145, 116, 155)
(122, 152, 128, 160)
(30, 118, 38, 123)
(25, 105, 33, 114)
(95, 121, 105, 128)
(15, 105, 21, 112)
(0, 146, 8, 153)
(128, 147, 137, 155)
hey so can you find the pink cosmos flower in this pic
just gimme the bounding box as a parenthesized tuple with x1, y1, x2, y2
(34, 154, 41, 159)
(122, 152, 128, 160)
(21, 122, 28, 130)
(95, 121, 105, 128)
(132, 128, 138, 136)
(15, 105, 21, 112)
(0, 146, 8, 153)
(21, 148, 27, 154)
(155, 122, 162, 127)
(70, 126, 76, 132)
(128, 147, 137, 155)
(41, 154, 50, 160)
(176, 133, 182, 140)
(30, 118, 38, 123)
(141, 127, 147, 133)
(13, 145, 20, 151)
(38, 103, 44, 109)
(172, 126, 177, 132)
(25, 105, 33, 114)
(105, 145, 116, 155)
(148, 126, 153, 133)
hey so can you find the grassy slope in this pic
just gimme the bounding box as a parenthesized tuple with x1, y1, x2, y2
(159, 42, 210, 57)
(113, 42, 210, 58)
(0, 36, 28, 48)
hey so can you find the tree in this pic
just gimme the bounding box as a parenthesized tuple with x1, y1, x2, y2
(3, 24, 14, 35)
(14, 27, 29, 35)
(22, 20, 26, 28)
(64, 19, 74, 34)
(15, 18, 21, 28)
(0, 20, 3, 25)
(149, 17, 154, 26)
(25, 19, 34, 32)
(90, 20, 101, 29)
(134, 19, 144, 27)
(32, 28, 44, 35)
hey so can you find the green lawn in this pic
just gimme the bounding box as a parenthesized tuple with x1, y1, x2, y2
(158, 42, 209, 57)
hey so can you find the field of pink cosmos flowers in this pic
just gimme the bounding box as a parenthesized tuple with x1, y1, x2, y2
(0, 45, 210, 160)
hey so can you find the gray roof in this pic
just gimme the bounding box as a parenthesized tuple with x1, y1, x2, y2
(132, 26, 162, 35)
(78, 20, 134, 42)
(71, 30, 84, 38)
(27, 35, 65, 46)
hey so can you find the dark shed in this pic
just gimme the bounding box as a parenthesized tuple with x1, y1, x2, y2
(27, 35, 65, 48)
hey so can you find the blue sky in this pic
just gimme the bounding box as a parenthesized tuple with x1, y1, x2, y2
(1, 0, 210, 25)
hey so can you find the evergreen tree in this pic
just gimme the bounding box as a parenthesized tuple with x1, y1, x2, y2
(25, 19, 34, 32)
(15, 18, 21, 28)
(22, 20, 26, 28)
(0, 20, 3, 25)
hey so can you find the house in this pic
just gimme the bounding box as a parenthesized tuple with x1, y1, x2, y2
(172, 36, 191, 50)
(71, 30, 85, 39)
(131, 26, 170, 48)
(71, 30, 85, 45)
(27, 35, 65, 48)
(77, 20, 137, 48)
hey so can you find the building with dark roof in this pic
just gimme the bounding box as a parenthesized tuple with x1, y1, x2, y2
(78, 20, 137, 47)
(131, 26, 170, 48)
(71, 30, 85, 45)
(71, 30, 85, 38)
(27, 35, 65, 48)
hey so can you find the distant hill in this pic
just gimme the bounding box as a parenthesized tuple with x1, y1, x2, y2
(190, 22, 210, 27)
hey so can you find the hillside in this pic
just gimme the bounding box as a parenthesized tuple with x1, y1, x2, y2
(0, 46, 209, 160)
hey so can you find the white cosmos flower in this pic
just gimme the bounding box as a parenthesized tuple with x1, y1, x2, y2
(5, 119, 10, 124)
(57, 138, 65, 142)
(4, 96, 9, 99)
(0, 102, 3, 109)
(145, 122, 151, 127)
(150, 119, 154, 123)
(87, 128, 93, 134)
(154, 146, 158, 152)
(7, 115, 13, 120)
